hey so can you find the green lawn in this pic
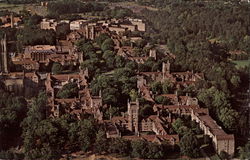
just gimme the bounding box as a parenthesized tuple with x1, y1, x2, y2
(0, 2, 25, 13)
(0, 2, 47, 16)
(232, 60, 250, 68)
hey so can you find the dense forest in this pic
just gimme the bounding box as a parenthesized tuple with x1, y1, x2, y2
(141, 1, 249, 134)
(143, 2, 250, 52)
(47, 0, 107, 16)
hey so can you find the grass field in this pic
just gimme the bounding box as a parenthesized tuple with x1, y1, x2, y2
(0, 2, 47, 16)
(232, 60, 250, 68)
(0, 2, 25, 13)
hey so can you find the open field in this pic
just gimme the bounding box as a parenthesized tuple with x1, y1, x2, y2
(109, 1, 158, 13)
(0, 2, 25, 13)
(232, 60, 250, 68)
(0, 2, 47, 16)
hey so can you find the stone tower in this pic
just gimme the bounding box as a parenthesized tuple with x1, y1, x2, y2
(162, 61, 170, 77)
(0, 34, 8, 73)
(127, 99, 139, 134)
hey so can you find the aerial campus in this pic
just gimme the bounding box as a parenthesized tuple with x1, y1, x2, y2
(0, 0, 249, 159)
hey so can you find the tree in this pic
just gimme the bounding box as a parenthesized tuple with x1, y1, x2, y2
(80, 58, 100, 79)
(162, 80, 174, 94)
(101, 38, 114, 51)
(203, 135, 211, 145)
(56, 23, 70, 39)
(230, 75, 241, 88)
(146, 142, 164, 159)
(179, 132, 200, 158)
(131, 140, 148, 158)
(102, 50, 115, 70)
(239, 141, 250, 159)
(68, 119, 96, 152)
(56, 82, 79, 99)
(109, 138, 130, 156)
(21, 92, 58, 160)
(0, 93, 27, 150)
(218, 107, 239, 131)
(26, 14, 42, 26)
(198, 87, 230, 118)
(139, 104, 154, 118)
(220, 151, 229, 160)
(115, 56, 126, 68)
(172, 118, 185, 134)
(125, 61, 138, 70)
(94, 129, 108, 153)
(16, 27, 56, 51)
(95, 33, 110, 46)
(150, 81, 162, 94)
(155, 96, 171, 105)
(129, 89, 138, 101)
(76, 39, 96, 59)
(51, 62, 63, 74)
(102, 88, 120, 105)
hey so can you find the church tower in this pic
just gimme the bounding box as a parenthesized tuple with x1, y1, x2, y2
(127, 99, 139, 134)
(0, 34, 8, 73)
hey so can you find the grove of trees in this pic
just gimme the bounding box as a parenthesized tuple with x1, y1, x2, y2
(141, 1, 249, 134)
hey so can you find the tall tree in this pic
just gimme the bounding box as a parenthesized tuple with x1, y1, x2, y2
(179, 132, 200, 158)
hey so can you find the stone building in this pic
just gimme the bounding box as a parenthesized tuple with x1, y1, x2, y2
(40, 19, 70, 31)
(45, 72, 87, 116)
(12, 60, 40, 71)
(0, 14, 21, 28)
(160, 93, 198, 106)
(191, 109, 235, 156)
(153, 104, 200, 117)
(45, 71, 104, 120)
(140, 61, 204, 87)
(11, 45, 79, 72)
(0, 72, 40, 97)
(40, 19, 58, 30)
(109, 99, 174, 136)
(152, 101, 235, 156)
(70, 20, 88, 31)
(67, 31, 83, 42)
(128, 18, 146, 32)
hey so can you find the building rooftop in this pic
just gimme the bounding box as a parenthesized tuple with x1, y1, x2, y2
(197, 113, 234, 140)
